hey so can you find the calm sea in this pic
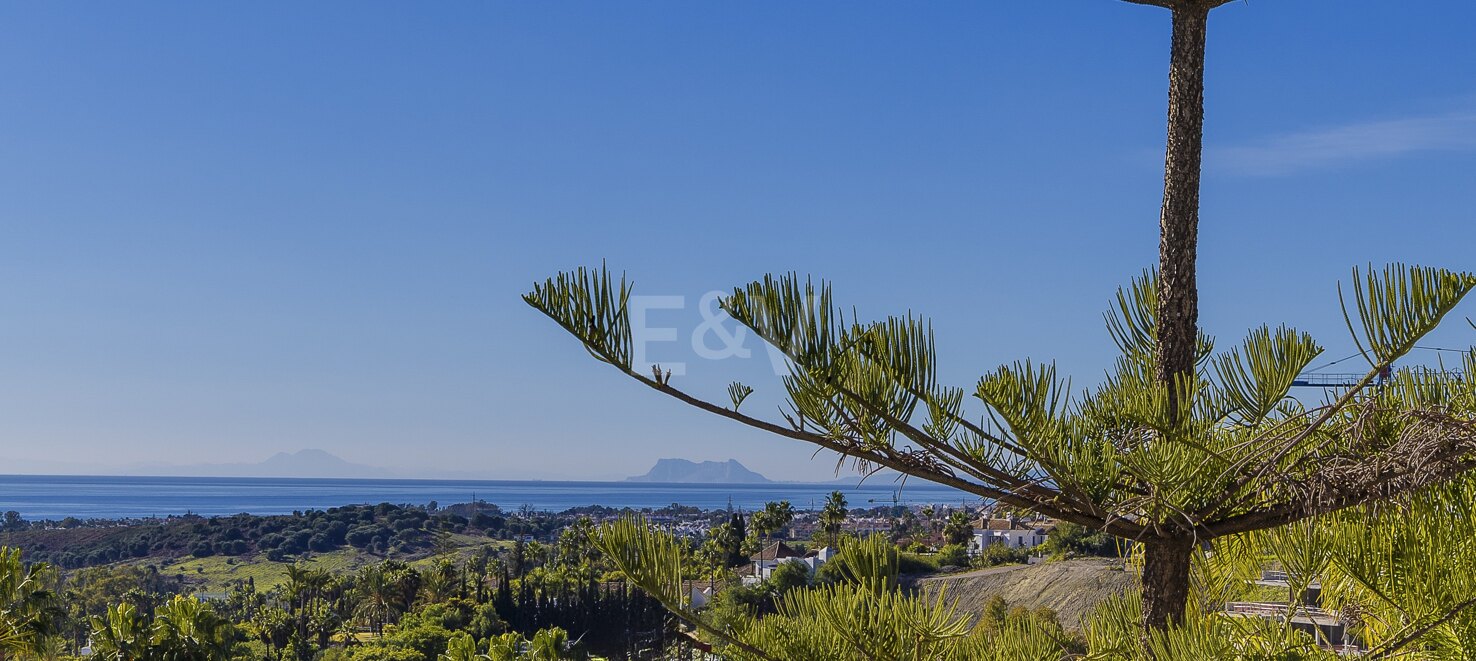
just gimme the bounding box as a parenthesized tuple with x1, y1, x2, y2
(0, 475, 978, 520)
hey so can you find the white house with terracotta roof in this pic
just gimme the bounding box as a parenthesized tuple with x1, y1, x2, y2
(971, 516, 1054, 553)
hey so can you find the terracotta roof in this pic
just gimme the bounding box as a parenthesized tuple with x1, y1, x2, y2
(978, 517, 1055, 532)
(750, 541, 803, 562)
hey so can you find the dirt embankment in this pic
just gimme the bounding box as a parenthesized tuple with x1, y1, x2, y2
(915, 558, 1134, 630)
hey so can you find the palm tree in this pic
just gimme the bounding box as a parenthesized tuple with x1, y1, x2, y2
(698, 524, 738, 577)
(747, 509, 773, 543)
(527, 626, 568, 660)
(284, 566, 330, 613)
(353, 567, 392, 636)
(942, 511, 973, 547)
(386, 563, 422, 620)
(291, 598, 337, 653)
(249, 606, 293, 661)
(282, 565, 333, 650)
(150, 595, 243, 661)
(763, 501, 795, 541)
(30, 634, 68, 661)
(818, 492, 847, 549)
(87, 602, 149, 661)
(0, 547, 60, 661)
(485, 632, 523, 661)
(421, 559, 459, 604)
(440, 632, 487, 661)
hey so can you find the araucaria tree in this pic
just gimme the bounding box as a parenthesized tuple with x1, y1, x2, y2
(525, 0, 1476, 640)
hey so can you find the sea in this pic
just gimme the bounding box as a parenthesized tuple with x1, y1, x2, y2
(0, 474, 979, 521)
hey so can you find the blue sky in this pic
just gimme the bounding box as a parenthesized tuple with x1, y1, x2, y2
(0, 2, 1472, 481)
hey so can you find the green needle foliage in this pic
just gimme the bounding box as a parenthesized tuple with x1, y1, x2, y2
(1268, 476, 1476, 658)
(1084, 470, 1476, 659)
(524, 265, 633, 369)
(529, 263, 1476, 647)
(729, 382, 755, 411)
(524, 0, 1476, 645)
(1085, 591, 1339, 661)
(594, 518, 1075, 660)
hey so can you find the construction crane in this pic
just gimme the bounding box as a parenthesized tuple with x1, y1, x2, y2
(1291, 346, 1467, 388)
(1291, 369, 1389, 389)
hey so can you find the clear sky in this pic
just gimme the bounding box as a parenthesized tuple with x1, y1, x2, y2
(1, 2, 1472, 481)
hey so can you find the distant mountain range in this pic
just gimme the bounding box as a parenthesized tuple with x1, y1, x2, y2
(129, 449, 396, 479)
(625, 458, 772, 484)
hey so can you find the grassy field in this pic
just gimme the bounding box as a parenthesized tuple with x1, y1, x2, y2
(406, 534, 510, 570)
(156, 550, 365, 592)
(152, 534, 511, 593)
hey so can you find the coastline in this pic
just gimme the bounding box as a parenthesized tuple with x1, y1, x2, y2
(0, 473, 979, 520)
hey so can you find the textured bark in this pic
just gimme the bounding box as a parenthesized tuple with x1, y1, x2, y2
(1155, 5, 1209, 419)
(1145, 2, 1212, 636)
(1141, 538, 1194, 633)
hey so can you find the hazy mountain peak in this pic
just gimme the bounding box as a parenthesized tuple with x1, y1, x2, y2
(626, 458, 771, 484)
(261, 449, 348, 466)
(129, 449, 392, 479)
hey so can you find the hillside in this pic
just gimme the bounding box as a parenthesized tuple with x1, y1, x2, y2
(916, 558, 1135, 630)
(0, 502, 510, 577)
(626, 458, 771, 483)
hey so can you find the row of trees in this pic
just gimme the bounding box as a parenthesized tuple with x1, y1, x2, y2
(0, 509, 697, 660)
(14, 496, 1011, 660)
(0, 504, 514, 571)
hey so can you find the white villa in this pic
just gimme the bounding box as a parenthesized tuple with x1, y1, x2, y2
(743, 541, 836, 585)
(971, 515, 1054, 553)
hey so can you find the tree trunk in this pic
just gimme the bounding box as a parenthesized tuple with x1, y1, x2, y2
(1141, 538, 1194, 632)
(1146, 2, 1210, 639)
(1155, 4, 1209, 417)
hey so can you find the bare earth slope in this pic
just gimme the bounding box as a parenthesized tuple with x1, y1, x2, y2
(916, 558, 1134, 630)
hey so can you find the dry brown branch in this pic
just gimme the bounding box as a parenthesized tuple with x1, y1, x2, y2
(1207, 411, 1476, 536)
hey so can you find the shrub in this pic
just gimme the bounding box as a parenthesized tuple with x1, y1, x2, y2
(897, 552, 938, 575)
(346, 525, 378, 548)
(769, 561, 810, 595)
(937, 544, 970, 569)
(977, 541, 1028, 567)
(1043, 521, 1118, 558)
(308, 533, 335, 552)
(324, 521, 350, 545)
